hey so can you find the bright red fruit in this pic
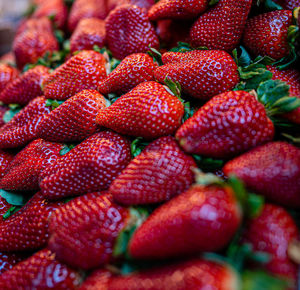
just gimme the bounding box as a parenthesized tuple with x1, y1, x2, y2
(0, 52, 16, 66)
(0, 139, 64, 191)
(79, 269, 112, 290)
(40, 131, 131, 199)
(190, 0, 252, 52)
(0, 252, 26, 274)
(110, 136, 196, 205)
(105, 4, 159, 60)
(223, 142, 300, 208)
(0, 64, 19, 93)
(272, 0, 300, 10)
(0, 65, 49, 105)
(176, 91, 274, 158)
(129, 184, 241, 259)
(0, 106, 9, 128)
(0, 150, 14, 178)
(107, 0, 155, 12)
(96, 81, 184, 139)
(49, 192, 129, 269)
(42, 50, 107, 100)
(37, 90, 106, 142)
(97, 53, 158, 95)
(0, 249, 83, 289)
(0, 197, 11, 217)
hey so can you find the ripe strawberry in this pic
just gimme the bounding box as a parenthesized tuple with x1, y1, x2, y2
(0, 64, 19, 93)
(0, 105, 8, 128)
(223, 142, 300, 208)
(129, 183, 241, 259)
(109, 259, 239, 290)
(79, 269, 112, 290)
(0, 192, 62, 251)
(0, 249, 83, 289)
(48, 192, 129, 269)
(272, 0, 300, 9)
(0, 150, 14, 178)
(0, 196, 11, 217)
(176, 91, 274, 158)
(107, 0, 155, 12)
(42, 50, 107, 100)
(96, 81, 184, 139)
(0, 252, 26, 275)
(0, 139, 64, 191)
(97, 53, 158, 95)
(155, 50, 239, 100)
(105, 4, 159, 60)
(40, 131, 131, 199)
(0, 52, 16, 66)
(70, 18, 106, 53)
(243, 10, 293, 60)
(110, 136, 196, 205)
(0, 96, 51, 149)
(37, 90, 106, 143)
(148, 0, 209, 21)
(190, 0, 252, 52)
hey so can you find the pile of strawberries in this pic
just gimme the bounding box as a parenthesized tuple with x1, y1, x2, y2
(0, 0, 300, 289)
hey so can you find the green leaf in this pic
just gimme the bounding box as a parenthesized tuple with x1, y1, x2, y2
(0, 189, 27, 206)
(59, 144, 76, 156)
(227, 175, 247, 209)
(23, 4, 37, 17)
(131, 137, 149, 157)
(263, 0, 283, 11)
(3, 105, 22, 123)
(54, 30, 65, 44)
(282, 133, 300, 144)
(246, 193, 264, 219)
(170, 42, 194, 53)
(182, 102, 195, 122)
(272, 96, 300, 113)
(192, 155, 224, 171)
(164, 77, 182, 99)
(232, 46, 252, 67)
(45, 99, 64, 110)
(2, 206, 21, 220)
(209, 0, 219, 5)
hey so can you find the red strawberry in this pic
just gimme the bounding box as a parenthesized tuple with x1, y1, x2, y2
(155, 50, 239, 100)
(42, 50, 107, 100)
(0, 139, 64, 191)
(70, 18, 106, 53)
(0, 65, 49, 105)
(272, 0, 300, 10)
(0, 150, 14, 178)
(49, 192, 129, 269)
(0, 105, 8, 128)
(243, 10, 293, 60)
(0, 197, 12, 217)
(0, 192, 62, 251)
(110, 136, 196, 205)
(40, 131, 131, 199)
(79, 269, 112, 290)
(0, 252, 26, 275)
(105, 4, 159, 60)
(0, 52, 16, 66)
(0, 249, 83, 289)
(148, 0, 209, 21)
(0, 96, 51, 149)
(129, 183, 241, 259)
(98, 53, 158, 95)
(96, 81, 184, 139)
(109, 259, 239, 290)
(176, 91, 275, 158)
(223, 142, 300, 208)
(190, 0, 252, 52)
(107, 0, 155, 12)
(37, 90, 106, 143)
(0, 64, 19, 93)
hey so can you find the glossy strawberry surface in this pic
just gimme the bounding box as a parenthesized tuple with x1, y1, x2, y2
(0, 252, 26, 275)
(0, 64, 19, 93)
(107, 0, 155, 11)
(273, 0, 300, 9)
(0, 106, 8, 128)
(0, 150, 14, 178)
(79, 269, 112, 290)
(0, 197, 11, 217)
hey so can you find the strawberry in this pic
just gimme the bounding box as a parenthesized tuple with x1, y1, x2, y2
(176, 91, 274, 158)
(0, 96, 51, 149)
(0, 192, 62, 251)
(148, 0, 209, 21)
(273, 0, 300, 9)
(0, 196, 12, 217)
(79, 269, 112, 290)
(48, 192, 129, 269)
(0, 65, 49, 105)
(223, 142, 300, 208)
(97, 53, 158, 95)
(0, 105, 8, 128)
(190, 0, 252, 52)
(110, 136, 196, 205)
(154, 50, 239, 100)
(0, 139, 64, 191)
(42, 50, 107, 100)
(107, 0, 155, 12)
(129, 182, 241, 259)
(96, 81, 184, 139)
(0, 249, 83, 289)
(243, 10, 293, 60)
(0, 64, 19, 93)
(37, 90, 106, 143)
(70, 18, 106, 53)
(40, 131, 131, 199)
(0, 52, 16, 66)
(0, 150, 14, 178)
(0, 252, 26, 275)
(109, 259, 240, 290)
(105, 4, 159, 60)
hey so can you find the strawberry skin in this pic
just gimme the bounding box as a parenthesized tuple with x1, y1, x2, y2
(70, 18, 106, 53)
(37, 90, 106, 142)
(107, 0, 155, 12)
(0, 196, 11, 217)
(0, 139, 64, 191)
(273, 0, 300, 10)
(155, 50, 239, 100)
(105, 4, 159, 60)
(0, 65, 50, 105)
(96, 81, 184, 139)
(110, 136, 196, 205)
(129, 184, 241, 259)
(42, 50, 107, 100)
(40, 131, 131, 199)
(0, 106, 8, 128)
(190, 0, 252, 52)
(0, 249, 83, 289)
(0, 64, 19, 93)
(176, 91, 275, 158)
(49, 192, 129, 269)
(97, 53, 158, 95)
(0, 150, 14, 178)
(79, 269, 112, 290)
(243, 10, 293, 60)
(0, 52, 16, 66)
(223, 142, 300, 208)
(0, 252, 26, 275)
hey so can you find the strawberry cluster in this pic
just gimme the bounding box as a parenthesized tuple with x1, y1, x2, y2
(0, 0, 300, 289)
